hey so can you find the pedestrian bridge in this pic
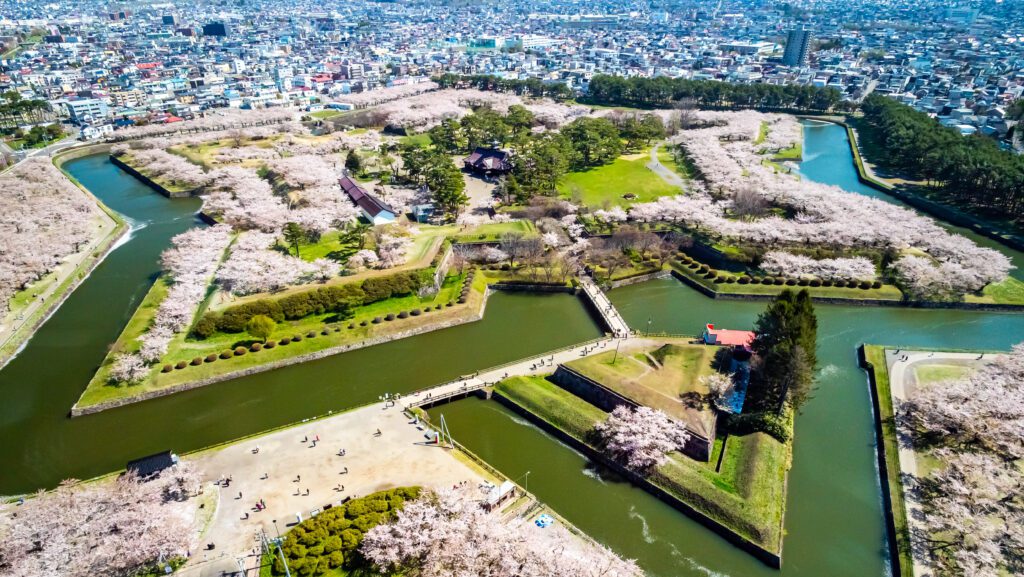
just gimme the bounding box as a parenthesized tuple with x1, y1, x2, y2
(578, 276, 631, 338)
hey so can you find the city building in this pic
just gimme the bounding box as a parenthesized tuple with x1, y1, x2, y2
(782, 28, 812, 66)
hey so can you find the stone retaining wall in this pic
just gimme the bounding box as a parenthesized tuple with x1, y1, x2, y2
(609, 269, 671, 289)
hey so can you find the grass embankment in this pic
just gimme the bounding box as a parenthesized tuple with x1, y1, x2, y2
(558, 147, 681, 208)
(493, 375, 790, 554)
(77, 272, 474, 408)
(669, 259, 905, 302)
(862, 345, 913, 577)
(965, 276, 1024, 305)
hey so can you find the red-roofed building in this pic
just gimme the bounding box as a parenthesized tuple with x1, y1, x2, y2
(702, 324, 755, 348)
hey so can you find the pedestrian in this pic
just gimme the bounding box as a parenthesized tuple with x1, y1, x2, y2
(260, 498, 265, 507)
(304, 488, 310, 496)
(302, 435, 307, 442)
(238, 491, 242, 499)
(343, 467, 348, 474)
(296, 474, 301, 483)
(315, 434, 320, 442)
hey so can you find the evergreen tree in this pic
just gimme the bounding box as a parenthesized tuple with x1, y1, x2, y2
(750, 289, 818, 412)
(345, 150, 363, 175)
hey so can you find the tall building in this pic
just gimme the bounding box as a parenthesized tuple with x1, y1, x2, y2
(782, 28, 811, 66)
(202, 21, 229, 37)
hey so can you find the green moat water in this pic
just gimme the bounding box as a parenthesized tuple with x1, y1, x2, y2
(1, 125, 1022, 576)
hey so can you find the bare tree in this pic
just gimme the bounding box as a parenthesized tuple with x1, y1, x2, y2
(500, 232, 526, 267)
(732, 185, 769, 219)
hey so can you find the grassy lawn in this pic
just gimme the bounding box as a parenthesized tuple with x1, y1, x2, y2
(452, 220, 537, 243)
(557, 148, 680, 208)
(772, 143, 802, 161)
(965, 276, 1024, 305)
(399, 132, 432, 148)
(295, 229, 361, 263)
(656, 145, 691, 179)
(669, 260, 905, 302)
(862, 345, 914, 577)
(493, 374, 790, 553)
(564, 342, 719, 435)
(754, 121, 769, 145)
(309, 109, 344, 120)
(913, 364, 971, 385)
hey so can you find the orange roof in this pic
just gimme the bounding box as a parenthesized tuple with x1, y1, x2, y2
(704, 324, 755, 347)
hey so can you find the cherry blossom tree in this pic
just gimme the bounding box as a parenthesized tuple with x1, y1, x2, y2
(594, 406, 690, 471)
(0, 158, 104, 313)
(361, 489, 641, 577)
(760, 251, 876, 281)
(216, 231, 336, 295)
(0, 465, 201, 577)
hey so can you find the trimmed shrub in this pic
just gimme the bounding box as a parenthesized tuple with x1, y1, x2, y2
(292, 335, 303, 342)
(398, 311, 409, 319)
(809, 279, 822, 287)
(446, 302, 454, 307)
(191, 316, 217, 339)
(738, 276, 751, 284)
(265, 340, 277, 349)
(372, 316, 383, 324)
(234, 347, 247, 356)
(205, 354, 218, 363)
(859, 280, 873, 290)
(713, 276, 725, 283)
(189, 358, 202, 367)
(457, 296, 467, 303)
(797, 279, 809, 286)
(822, 279, 834, 287)
(162, 364, 173, 373)
(280, 337, 291, 345)
(307, 330, 317, 338)
(846, 280, 859, 288)
(773, 277, 785, 285)
(698, 264, 710, 273)
(348, 323, 355, 329)
(501, 263, 511, 271)
(725, 277, 737, 284)
(872, 281, 883, 289)
(410, 309, 421, 316)
(250, 343, 262, 352)
(360, 320, 368, 327)
(220, 350, 233, 359)
(785, 279, 797, 286)
(385, 313, 396, 321)
(333, 327, 340, 332)
(175, 361, 188, 370)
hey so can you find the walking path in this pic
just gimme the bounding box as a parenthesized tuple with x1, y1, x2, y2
(578, 275, 631, 338)
(885, 349, 994, 577)
(645, 143, 686, 189)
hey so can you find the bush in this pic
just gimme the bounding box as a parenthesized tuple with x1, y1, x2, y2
(446, 302, 453, 307)
(307, 330, 317, 338)
(250, 343, 262, 352)
(220, 350, 233, 359)
(234, 347, 247, 356)
(205, 354, 218, 363)
(846, 280, 859, 288)
(797, 278, 809, 286)
(385, 313, 395, 321)
(360, 320, 368, 326)
(738, 276, 750, 284)
(162, 364, 173, 373)
(265, 340, 277, 349)
(723, 411, 791, 443)
(859, 280, 872, 290)
(773, 277, 785, 285)
(436, 304, 444, 310)
(809, 279, 822, 287)
(725, 277, 737, 284)
(872, 280, 883, 289)
(188, 357, 201, 366)
(410, 309, 421, 316)
(785, 278, 797, 286)
(501, 263, 511, 271)
(713, 276, 724, 283)
(348, 323, 355, 329)
(699, 264, 710, 273)
(332, 327, 340, 332)
(372, 316, 383, 324)
(280, 337, 291, 345)
(175, 361, 188, 370)
(191, 316, 217, 339)
(398, 311, 409, 319)
(822, 279, 834, 287)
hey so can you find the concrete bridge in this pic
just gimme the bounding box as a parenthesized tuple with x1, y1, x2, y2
(400, 336, 617, 410)
(578, 275, 632, 338)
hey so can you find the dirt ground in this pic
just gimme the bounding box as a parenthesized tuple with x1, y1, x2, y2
(186, 402, 491, 563)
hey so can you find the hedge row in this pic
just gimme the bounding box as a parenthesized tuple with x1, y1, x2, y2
(193, 270, 427, 338)
(273, 487, 422, 576)
(673, 257, 882, 289)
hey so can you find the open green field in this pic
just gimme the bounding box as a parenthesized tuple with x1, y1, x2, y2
(309, 109, 344, 120)
(398, 132, 432, 148)
(557, 148, 681, 208)
(564, 342, 719, 435)
(492, 375, 790, 553)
